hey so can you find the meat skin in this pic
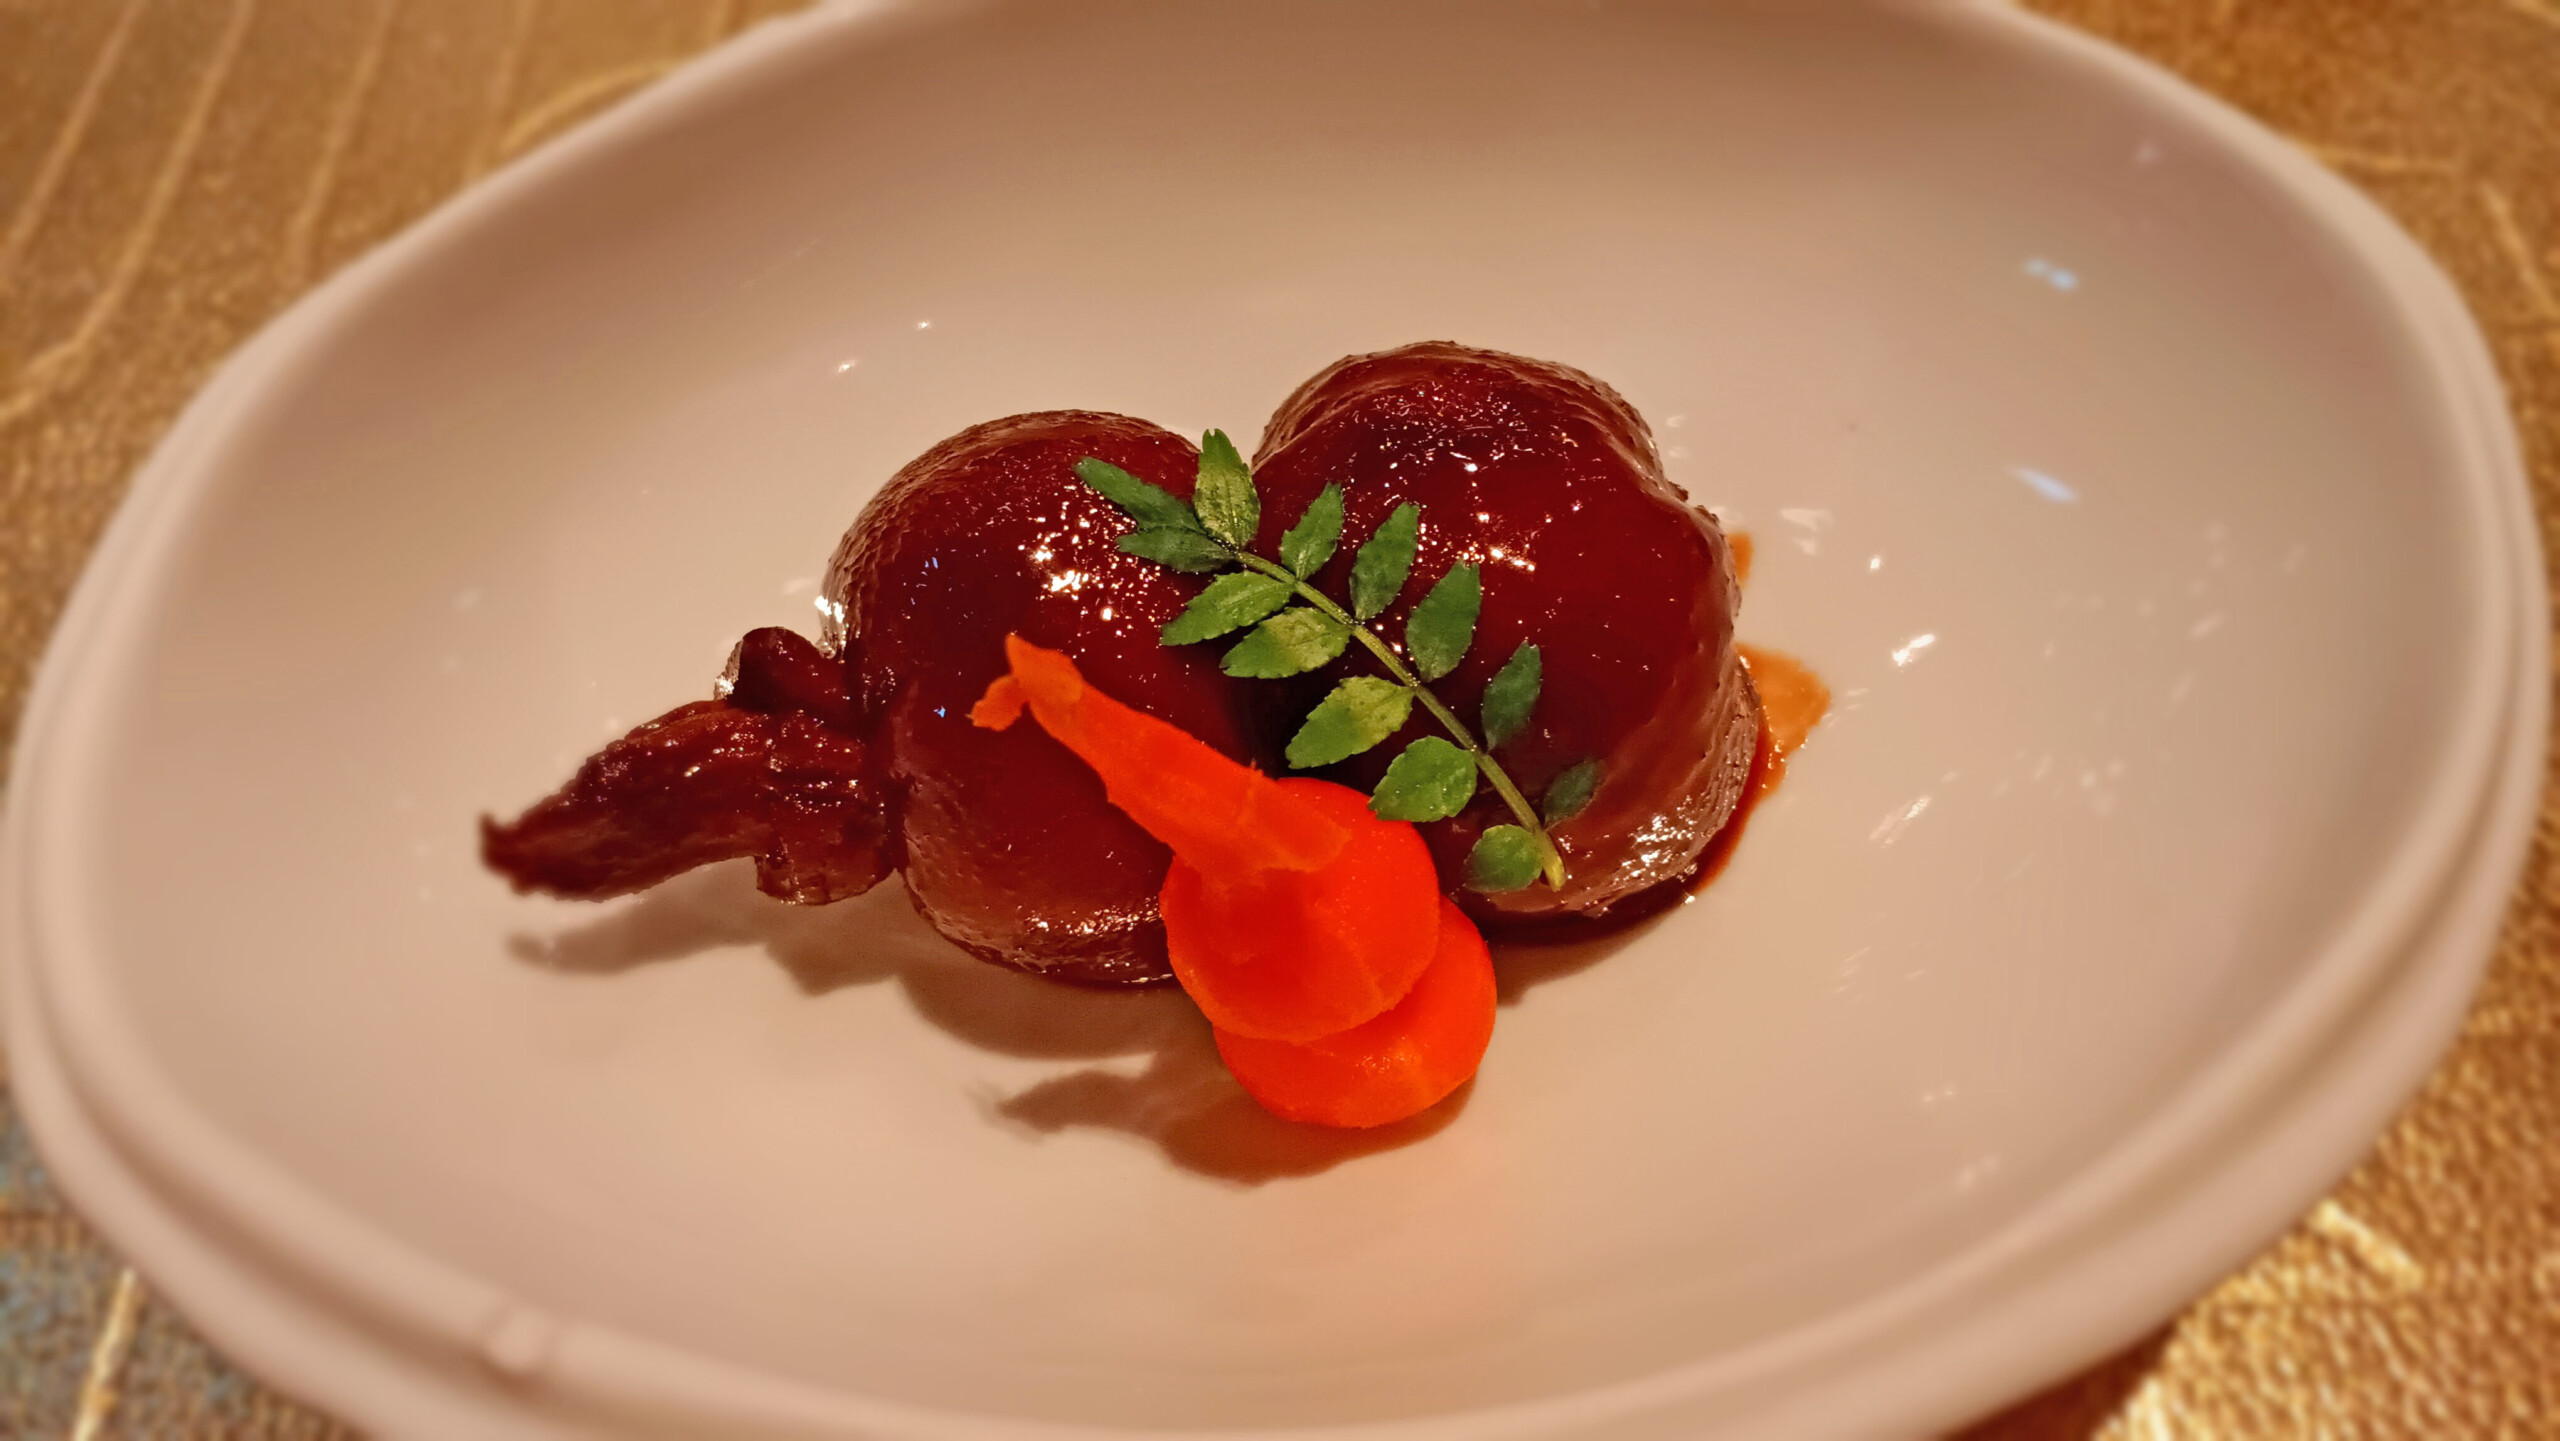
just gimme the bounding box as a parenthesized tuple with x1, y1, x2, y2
(1250, 342, 1760, 926)
(828, 412, 1263, 985)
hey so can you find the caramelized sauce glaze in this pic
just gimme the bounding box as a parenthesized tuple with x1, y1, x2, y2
(1248, 342, 1762, 931)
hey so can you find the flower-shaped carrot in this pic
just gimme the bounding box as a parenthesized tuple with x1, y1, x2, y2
(1213, 899, 1495, 1128)
(973, 635, 1440, 1043)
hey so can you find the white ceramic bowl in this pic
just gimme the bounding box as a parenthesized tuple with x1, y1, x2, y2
(5, 2, 2541, 1437)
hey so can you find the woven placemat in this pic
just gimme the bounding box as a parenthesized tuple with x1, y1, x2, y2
(1, 2, 2552, 1435)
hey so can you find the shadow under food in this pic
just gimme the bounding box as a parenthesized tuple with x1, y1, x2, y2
(509, 861, 1501, 1183)
(993, 1019, 1474, 1185)
(1489, 895, 1685, 1005)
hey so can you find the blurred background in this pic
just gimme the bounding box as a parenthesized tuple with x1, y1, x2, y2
(1, 2, 2552, 1435)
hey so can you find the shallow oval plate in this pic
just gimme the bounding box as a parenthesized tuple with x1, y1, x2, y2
(4, 1, 2541, 1436)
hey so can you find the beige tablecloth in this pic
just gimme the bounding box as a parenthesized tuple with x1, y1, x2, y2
(1, 2, 2552, 1435)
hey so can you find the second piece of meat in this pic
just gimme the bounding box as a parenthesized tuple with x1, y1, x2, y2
(1249, 341, 1761, 926)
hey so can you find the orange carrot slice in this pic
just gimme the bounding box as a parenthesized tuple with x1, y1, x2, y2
(975, 637, 1439, 1042)
(1214, 900, 1495, 1128)
(1159, 779, 1440, 1042)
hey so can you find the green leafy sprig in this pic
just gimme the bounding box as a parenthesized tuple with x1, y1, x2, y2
(1076, 436, 1602, 892)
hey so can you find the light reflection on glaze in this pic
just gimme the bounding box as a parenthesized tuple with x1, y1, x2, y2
(1249, 341, 1763, 927)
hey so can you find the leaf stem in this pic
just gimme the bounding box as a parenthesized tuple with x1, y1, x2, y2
(1235, 552, 1566, 887)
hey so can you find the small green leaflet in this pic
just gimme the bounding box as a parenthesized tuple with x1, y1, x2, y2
(1224, 607, 1350, 678)
(1287, 676, 1414, 768)
(1349, 503, 1421, 620)
(1466, 826, 1544, 892)
(1279, 485, 1345, 578)
(1405, 563, 1481, 682)
(1480, 643, 1540, 748)
(1192, 431, 1259, 548)
(1370, 736, 1478, 822)
(1162, 572, 1291, 645)
(1076, 457, 1202, 534)
(1119, 528, 1231, 573)
(1543, 757, 1603, 824)
(1077, 447, 1571, 891)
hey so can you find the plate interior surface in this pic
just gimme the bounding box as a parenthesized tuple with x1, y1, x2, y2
(38, 0, 2500, 1428)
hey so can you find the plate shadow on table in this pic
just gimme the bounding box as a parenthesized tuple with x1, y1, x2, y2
(508, 862, 1651, 1185)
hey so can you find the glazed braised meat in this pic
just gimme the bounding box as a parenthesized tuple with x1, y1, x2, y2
(487, 413, 1257, 986)
(485, 346, 1760, 980)
(829, 412, 1266, 984)
(1250, 343, 1760, 926)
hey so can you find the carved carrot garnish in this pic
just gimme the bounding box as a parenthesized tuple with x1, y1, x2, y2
(976, 635, 1493, 1124)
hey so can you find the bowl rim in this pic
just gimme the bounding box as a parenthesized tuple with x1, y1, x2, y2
(4, 0, 2542, 1436)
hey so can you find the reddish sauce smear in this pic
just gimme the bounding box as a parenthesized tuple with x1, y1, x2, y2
(1688, 641, 1830, 893)
(1680, 533, 1828, 892)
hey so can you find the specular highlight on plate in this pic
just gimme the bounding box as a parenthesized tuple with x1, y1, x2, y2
(483, 341, 1826, 1128)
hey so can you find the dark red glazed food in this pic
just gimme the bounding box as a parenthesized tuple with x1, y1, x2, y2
(829, 412, 1264, 984)
(484, 346, 1761, 981)
(1250, 342, 1759, 926)
(487, 413, 1252, 986)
